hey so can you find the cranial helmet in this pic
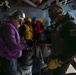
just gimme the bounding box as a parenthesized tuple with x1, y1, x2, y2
(32, 17, 38, 22)
(10, 10, 25, 20)
(25, 17, 32, 22)
(48, 4, 63, 20)
(38, 18, 43, 23)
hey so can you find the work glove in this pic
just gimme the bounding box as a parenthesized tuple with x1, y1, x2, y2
(47, 58, 61, 70)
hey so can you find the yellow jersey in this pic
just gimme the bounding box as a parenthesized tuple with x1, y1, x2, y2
(24, 24, 33, 40)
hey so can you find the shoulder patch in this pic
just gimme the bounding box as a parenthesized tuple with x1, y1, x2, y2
(70, 29, 76, 36)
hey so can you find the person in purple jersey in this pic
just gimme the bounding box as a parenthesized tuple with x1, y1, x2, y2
(0, 10, 27, 75)
(47, 4, 76, 75)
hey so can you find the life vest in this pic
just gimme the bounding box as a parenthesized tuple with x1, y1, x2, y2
(24, 24, 33, 40)
(51, 20, 72, 56)
(34, 21, 44, 34)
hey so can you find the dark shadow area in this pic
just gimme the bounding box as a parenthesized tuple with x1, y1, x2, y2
(66, 73, 76, 75)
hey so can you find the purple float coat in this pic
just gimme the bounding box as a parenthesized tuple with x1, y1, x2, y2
(50, 14, 76, 62)
(0, 21, 26, 60)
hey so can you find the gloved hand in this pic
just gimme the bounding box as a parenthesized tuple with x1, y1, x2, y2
(47, 58, 61, 69)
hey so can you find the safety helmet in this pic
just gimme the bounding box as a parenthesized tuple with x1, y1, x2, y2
(38, 18, 43, 23)
(48, 4, 63, 20)
(32, 17, 38, 22)
(10, 10, 25, 20)
(25, 17, 32, 22)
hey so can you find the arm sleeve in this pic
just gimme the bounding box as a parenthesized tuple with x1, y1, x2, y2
(60, 22, 76, 62)
(2, 25, 27, 51)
